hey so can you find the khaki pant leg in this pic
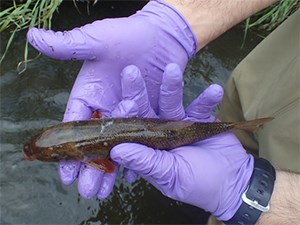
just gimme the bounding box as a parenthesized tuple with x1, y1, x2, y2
(218, 10, 300, 173)
(210, 10, 299, 225)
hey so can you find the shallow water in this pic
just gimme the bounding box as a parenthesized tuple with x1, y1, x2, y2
(0, 1, 263, 224)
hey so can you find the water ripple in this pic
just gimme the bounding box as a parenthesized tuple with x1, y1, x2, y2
(0, 119, 59, 133)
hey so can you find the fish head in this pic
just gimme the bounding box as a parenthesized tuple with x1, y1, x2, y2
(23, 142, 62, 162)
(23, 142, 36, 161)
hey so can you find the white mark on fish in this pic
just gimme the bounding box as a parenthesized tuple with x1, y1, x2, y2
(99, 121, 114, 133)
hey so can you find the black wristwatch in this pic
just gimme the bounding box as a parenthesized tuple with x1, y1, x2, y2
(224, 157, 276, 225)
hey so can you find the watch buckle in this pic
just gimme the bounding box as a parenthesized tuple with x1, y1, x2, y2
(242, 187, 270, 212)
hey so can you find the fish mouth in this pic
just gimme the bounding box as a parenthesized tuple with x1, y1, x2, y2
(23, 143, 36, 161)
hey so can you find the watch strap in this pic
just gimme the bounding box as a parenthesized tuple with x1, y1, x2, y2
(224, 157, 276, 225)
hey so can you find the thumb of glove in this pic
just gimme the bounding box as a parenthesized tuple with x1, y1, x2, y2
(111, 143, 195, 202)
(27, 27, 96, 60)
(111, 143, 177, 185)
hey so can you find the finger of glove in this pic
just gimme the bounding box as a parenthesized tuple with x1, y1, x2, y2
(123, 168, 138, 183)
(111, 143, 174, 184)
(63, 98, 92, 122)
(58, 160, 81, 186)
(97, 162, 120, 200)
(159, 63, 185, 120)
(111, 98, 140, 183)
(77, 164, 105, 199)
(27, 26, 99, 61)
(111, 99, 142, 186)
(185, 84, 223, 122)
(58, 100, 92, 185)
(121, 65, 157, 118)
(111, 100, 139, 118)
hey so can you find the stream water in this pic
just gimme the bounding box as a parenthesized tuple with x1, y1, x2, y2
(0, 1, 263, 224)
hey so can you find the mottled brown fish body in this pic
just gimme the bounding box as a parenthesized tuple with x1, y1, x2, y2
(23, 117, 272, 164)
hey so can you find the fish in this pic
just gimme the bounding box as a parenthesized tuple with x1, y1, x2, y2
(23, 117, 273, 173)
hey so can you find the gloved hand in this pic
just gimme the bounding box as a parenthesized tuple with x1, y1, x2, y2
(26, 0, 197, 117)
(26, 1, 197, 195)
(57, 61, 225, 200)
(110, 65, 254, 221)
(58, 64, 157, 199)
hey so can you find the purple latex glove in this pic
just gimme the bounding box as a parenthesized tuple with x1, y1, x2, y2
(26, 0, 197, 118)
(59, 65, 157, 199)
(26, 0, 197, 195)
(110, 65, 254, 221)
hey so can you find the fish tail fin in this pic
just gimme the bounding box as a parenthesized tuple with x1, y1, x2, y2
(233, 117, 274, 132)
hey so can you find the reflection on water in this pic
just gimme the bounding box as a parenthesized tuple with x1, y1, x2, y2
(0, 1, 263, 225)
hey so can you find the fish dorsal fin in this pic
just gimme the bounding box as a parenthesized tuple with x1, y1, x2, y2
(148, 120, 195, 131)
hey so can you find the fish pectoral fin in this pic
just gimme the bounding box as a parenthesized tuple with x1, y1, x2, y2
(148, 120, 195, 131)
(91, 111, 102, 119)
(85, 159, 116, 173)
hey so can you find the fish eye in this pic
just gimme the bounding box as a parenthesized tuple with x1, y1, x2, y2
(23, 143, 36, 161)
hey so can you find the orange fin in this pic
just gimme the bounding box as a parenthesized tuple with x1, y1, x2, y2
(233, 117, 274, 132)
(91, 111, 102, 119)
(85, 159, 116, 173)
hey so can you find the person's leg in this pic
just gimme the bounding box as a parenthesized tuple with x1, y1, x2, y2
(218, 10, 299, 172)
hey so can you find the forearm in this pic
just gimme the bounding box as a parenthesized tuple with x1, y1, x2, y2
(164, 0, 279, 50)
(257, 170, 300, 225)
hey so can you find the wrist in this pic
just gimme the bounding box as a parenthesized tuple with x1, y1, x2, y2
(163, 0, 279, 51)
(224, 158, 276, 225)
(256, 170, 300, 224)
(140, 1, 197, 58)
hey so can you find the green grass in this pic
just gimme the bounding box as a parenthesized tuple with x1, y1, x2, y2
(243, 0, 299, 42)
(0, 0, 63, 72)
